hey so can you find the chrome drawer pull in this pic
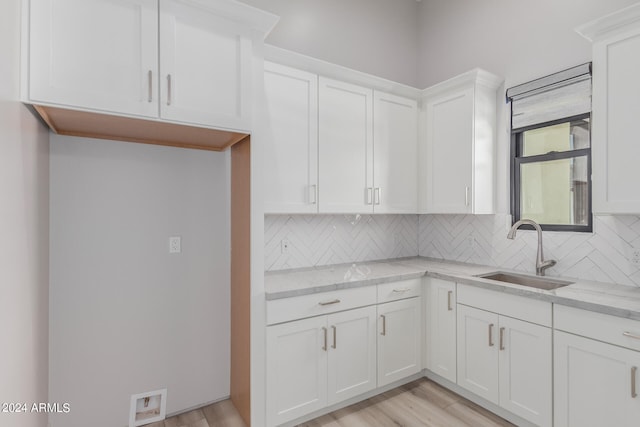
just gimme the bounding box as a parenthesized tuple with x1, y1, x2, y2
(392, 287, 411, 293)
(318, 299, 341, 306)
(147, 70, 153, 102)
(322, 327, 327, 351)
(623, 331, 640, 340)
(488, 323, 494, 347)
(332, 325, 337, 349)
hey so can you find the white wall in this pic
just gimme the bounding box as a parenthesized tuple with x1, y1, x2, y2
(417, 0, 639, 89)
(239, 0, 420, 87)
(49, 135, 230, 427)
(0, 1, 50, 427)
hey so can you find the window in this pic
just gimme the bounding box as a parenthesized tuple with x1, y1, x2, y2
(507, 64, 592, 232)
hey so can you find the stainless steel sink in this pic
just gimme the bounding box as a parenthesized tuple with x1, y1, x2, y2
(477, 271, 573, 291)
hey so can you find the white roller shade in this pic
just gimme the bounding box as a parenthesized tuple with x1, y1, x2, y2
(507, 63, 591, 130)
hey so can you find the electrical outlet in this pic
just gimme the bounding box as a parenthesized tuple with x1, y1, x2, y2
(169, 236, 181, 254)
(467, 236, 476, 248)
(281, 239, 290, 254)
(631, 247, 640, 266)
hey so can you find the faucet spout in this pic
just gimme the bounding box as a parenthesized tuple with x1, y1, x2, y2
(507, 219, 556, 276)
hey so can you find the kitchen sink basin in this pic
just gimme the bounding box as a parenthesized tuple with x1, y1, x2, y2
(477, 271, 573, 291)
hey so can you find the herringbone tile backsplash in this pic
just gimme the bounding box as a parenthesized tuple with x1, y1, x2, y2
(265, 213, 640, 287)
(265, 214, 418, 271)
(419, 214, 640, 287)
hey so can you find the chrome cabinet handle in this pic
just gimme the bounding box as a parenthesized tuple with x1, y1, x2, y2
(499, 327, 505, 350)
(623, 331, 640, 340)
(309, 184, 317, 204)
(392, 287, 411, 293)
(147, 70, 153, 102)
(488, 323, 494, 347)
(318, 299, 340, 306)
(465, 186, 470, 207)
(380, 315, 386, 336)
(331, 325, 337, 349)
(447, 291, 453, 311)
(632, 366, 638, 398)
(167, 74, 172, 106)
(366, 187, 373, 205)
(322, 327, 327, 351)
(374, 187, 381, 205)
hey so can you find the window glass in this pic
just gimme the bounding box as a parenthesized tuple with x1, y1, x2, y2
(521, 118, 590, 157)
(520, 156, 589, 226)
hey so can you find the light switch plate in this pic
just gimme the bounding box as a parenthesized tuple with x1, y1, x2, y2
(169, 236, 181, 254)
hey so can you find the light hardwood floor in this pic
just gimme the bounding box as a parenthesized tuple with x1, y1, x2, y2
(149, 378, 514, 427)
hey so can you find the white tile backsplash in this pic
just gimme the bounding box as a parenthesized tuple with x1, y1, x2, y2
(419, 214, 640, 287)
(264, 214, 418, 271)
(265, 213, 640, 287)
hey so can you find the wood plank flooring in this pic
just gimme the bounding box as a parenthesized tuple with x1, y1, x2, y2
(146, 378, 514, 427)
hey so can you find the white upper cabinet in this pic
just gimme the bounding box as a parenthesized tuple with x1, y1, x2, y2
(318, 77, 374, 213)
(159, 0, 252, 130)
(263, 62, 318, 213)
(577, 3, 640, 214)
(28, 0, 159, 118)
(25, 0, 277, 133)
(373, 91, 418, 213)
(317, 78, 418, 214)
(420, 69, 502, 214)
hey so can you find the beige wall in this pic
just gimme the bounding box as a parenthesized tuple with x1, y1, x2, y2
(0, 1, 50, 426)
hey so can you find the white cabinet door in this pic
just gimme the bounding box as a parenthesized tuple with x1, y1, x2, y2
(499, 316, 552, 427)
(590, 29, 640, 213)
(318, 77, 373, 213)
(424, 87, 474, 214)
(28, 0, 158, 117)
(456, 304, 499, 404)
(554, 330, 640, 427)
(373, 91, 418, 213)
(263, 63, 318, 213)
(327, 306, 377, 405)
(266, 316, 328, 427)
(377, 297, 421, 387)
(159, 0, 252, 131)
(425, 278, 457, 383)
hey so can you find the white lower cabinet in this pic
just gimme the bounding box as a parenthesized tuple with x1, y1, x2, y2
(457, 304, 500, 402)
(266, 305, 377, 427)
(377, 297, 422, 387)
(266, 316, 328, 426)
(456, 284, 552, 427)
(554, 305, 640, 427)
(424, 278, 457, 383)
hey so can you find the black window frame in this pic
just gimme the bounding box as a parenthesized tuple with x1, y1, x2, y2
(510, 113, 593, 232)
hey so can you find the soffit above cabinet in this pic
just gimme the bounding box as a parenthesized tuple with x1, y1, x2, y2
(33, 105, 248, 151)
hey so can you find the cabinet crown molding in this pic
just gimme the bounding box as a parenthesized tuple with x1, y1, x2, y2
(184, 0, 279, 36)
(421, 68, 503, 99)
(576, 2, 640, 42)
(265, 45, 422, 99)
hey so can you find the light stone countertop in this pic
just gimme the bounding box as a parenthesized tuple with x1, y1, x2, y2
(264, 256, 640, 321)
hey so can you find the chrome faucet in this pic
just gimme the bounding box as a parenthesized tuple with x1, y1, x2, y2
(507, 219, 556, 276)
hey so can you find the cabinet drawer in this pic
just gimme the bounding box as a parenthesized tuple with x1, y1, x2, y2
(266, 286, 377, 325)
(457, 283, 552, 327)
(377, 278, 421, 303)
(554, 304, 640, 352)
